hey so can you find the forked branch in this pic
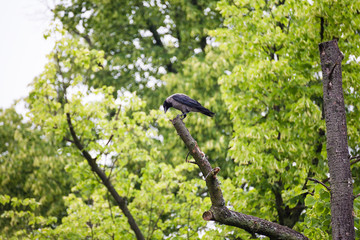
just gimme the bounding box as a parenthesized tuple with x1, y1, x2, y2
(171, 116, 308, 240)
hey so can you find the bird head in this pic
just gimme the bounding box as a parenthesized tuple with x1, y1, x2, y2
(163, 100, 172, 113)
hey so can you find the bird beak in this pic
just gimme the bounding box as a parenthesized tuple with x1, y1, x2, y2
(164, 107, 168, 113)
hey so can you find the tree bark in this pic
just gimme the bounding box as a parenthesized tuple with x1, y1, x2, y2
(319, 40, 354, 239)
(171, 116, 308, 240)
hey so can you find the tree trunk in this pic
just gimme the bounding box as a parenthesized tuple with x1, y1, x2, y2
(319, 40, 354, 239)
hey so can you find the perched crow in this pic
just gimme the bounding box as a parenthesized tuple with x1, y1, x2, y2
(163, 93, 215, 119)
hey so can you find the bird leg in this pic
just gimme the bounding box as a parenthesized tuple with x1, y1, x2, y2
(176, 114, 186, 120)
(180, 112, 187, 119)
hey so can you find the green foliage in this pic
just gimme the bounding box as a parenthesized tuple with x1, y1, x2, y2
(0, 194, 57, 239)
(24, 33, 216, 239)
(51, 0, 232, 181)
(52, 0, 222, 105)
(212, 0, 360, 236)
(3, 0, 360, 239)
(302, 184, 331, 239)
(0, 108, 73, 237)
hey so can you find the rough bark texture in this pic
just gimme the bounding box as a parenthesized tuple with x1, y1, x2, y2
(172, 116, 308, 240)
(66, 113, 145, 240)
(319, 40, 354, 239)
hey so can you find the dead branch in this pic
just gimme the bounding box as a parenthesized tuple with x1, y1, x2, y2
(171, 116, 308, 240)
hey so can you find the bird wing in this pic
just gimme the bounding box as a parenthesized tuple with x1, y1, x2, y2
(171, 94, 203, 108)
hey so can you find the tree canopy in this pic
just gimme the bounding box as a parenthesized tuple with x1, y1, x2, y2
(1, 0, 360, 239)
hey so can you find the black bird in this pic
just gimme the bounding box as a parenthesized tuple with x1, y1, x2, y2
(163, 93, 215, 119)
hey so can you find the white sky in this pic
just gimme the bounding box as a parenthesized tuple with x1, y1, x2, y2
(0, 0, 54, 110)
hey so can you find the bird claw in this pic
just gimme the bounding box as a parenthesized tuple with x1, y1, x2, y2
(177, 113, 187, 120)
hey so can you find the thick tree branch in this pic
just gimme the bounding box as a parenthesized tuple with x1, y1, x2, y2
(171, 116, 308, 240)
(66, 113, 144, 240)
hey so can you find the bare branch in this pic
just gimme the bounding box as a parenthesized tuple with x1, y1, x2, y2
(148, 209, 164, 239)
(106, 192, 115, 223)
(105, 106, 122, 148)
(66, 112, 144, 240)
(63, 137, 74, 143)
(107, 157, 119, 180)
(171, 116, 308, 240)
(350, 155, 360, 166)
(146, 194, 156, 240)
(353, 193, 360, 200)
(308, 178, 330, 191)
(350, 155, 360, 160)
(95, 105, 122, 161)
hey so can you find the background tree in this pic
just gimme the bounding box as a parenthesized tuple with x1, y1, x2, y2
(23, 32, 217, 239)
(49, 2, 235, 237)
(52, 0, 234, 187)
(212, 0, 360, 238)
(0, 108, 73, 237)
(52, 0, 222, 103)
(2, 0, 360, 239)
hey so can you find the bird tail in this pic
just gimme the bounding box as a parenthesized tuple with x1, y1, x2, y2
(200, 107, 215, 117)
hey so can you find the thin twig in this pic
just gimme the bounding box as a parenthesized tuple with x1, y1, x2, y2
(146, 194, 154, 240)
(107, 157, 119, 180)
(188, 161, 198, 165)
(63, 137, 74, 143)
(107, 192, 115, 223)
(187, 201, 193, 240)
(351, 158, 360, 166)
(149, 209, 164, 238)
(95, 105, 122, 161)
(308, 177, 330, 191)
(353, 193, 360, 200)
(350, 155, 360, 165)
(92, 171, 102, 183)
